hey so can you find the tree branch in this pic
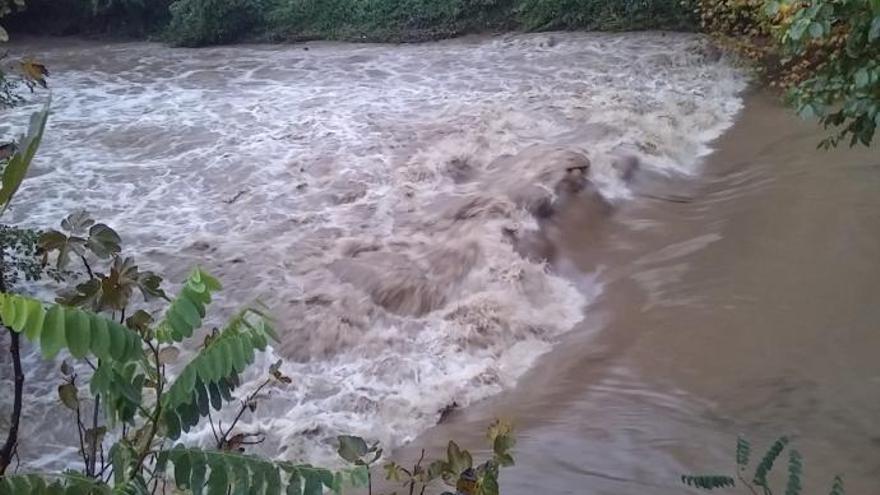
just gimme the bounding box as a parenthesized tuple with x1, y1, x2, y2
(0, 329, 24, 476)
(130, 341, 163, 478)
(217, 378, 271, 450)
(72, 380, 89, 473)
(87, 393, 100, 476)
(738, 472, 761, 495)
(79, 254, 94, 280)
(0, 246, 24, 476)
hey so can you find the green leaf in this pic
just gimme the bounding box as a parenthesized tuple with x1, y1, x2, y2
(58, 382, 79, 410)
(0, 104, 49, 216)
(86, 223, 121, 258)
(337, 435, 369, 464)
(231, 460, 250, 495)
(493, 432, 515, 457)
(175, 295, 202, 328)
(481, 469, 500, 495)
(753, 436, 790, 487)
(681, 475, 736, 490)
(108, 315, 127, 358)
(869, 17, 880, 42)
(90, 313, 111, 359)
(165, 410, 182, 440)
(11, 295, 29, 331)
(207, 457, 229, 495)
(136, 271, 166, 300)
(808, 22, 824, 39)
(286, 470, 302, 495)
(854, 68, 870, 89)
(828, 475, 845, 495)
(303, 470, 324, 495)
(65, 309, 91, 359)
(174, 451, 193, 490)
(789, 19, 810, 41)
(61, 210, 94, 234)
(736, 436, 751, 470)
(22, 297, 45, 341)
(0, 294, 16, 327)
(447, 441, 472, 474)
(348, 466, 369, 488)
(158, 346, 180, 365)
(799, 103, 817, 120)
(161, 307, 272, 431)
(41, 305, 66, 358)
(189, 450, 208, 495)
(786, 450, 803, 495)
(125, 309, 153, 334)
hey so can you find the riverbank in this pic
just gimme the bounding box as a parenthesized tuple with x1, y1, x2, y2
(7, 0, 695, 46)
(394, 90, 880, 494)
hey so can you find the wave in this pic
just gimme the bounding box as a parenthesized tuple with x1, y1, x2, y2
(0, 31, 746, 468)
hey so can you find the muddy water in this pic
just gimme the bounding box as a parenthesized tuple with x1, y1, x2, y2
(0, 32, 877, 493)
(402, 92, 880, 494)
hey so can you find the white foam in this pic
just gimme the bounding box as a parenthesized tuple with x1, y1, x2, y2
(0, 32, 746, 469)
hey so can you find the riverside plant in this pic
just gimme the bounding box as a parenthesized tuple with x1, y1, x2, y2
(0, 107, 516, 494)
(682, 436, 845, 495)
(694, 0, 880, 148)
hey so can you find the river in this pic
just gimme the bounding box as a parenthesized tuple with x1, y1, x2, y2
(0, 33, 877, 493)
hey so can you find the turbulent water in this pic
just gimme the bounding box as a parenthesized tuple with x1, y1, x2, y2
(0, 33, 746, 470)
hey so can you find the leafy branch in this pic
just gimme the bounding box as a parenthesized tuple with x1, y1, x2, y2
(682, 435, 844, 495)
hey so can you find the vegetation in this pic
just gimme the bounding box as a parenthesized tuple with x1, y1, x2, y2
(695, 0, 880, 148)
(165, 0, 263, 46)
(8, 0, 172, 37)
(5, 0, 696, 45)
(682, 435, 845, 495)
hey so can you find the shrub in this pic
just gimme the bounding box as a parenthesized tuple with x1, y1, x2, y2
(695, 0, 880, 148)
(682, 435, 845, 495)
(165, 0, 265, 46)
(6, 0, 173, 36)
(514, 0, 696, 32)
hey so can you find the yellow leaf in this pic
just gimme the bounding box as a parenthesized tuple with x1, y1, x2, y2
(20, 59, 50, 89)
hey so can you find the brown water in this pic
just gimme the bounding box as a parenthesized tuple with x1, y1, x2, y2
(1, 34, 878, 494)
(400, 91, 880, 494)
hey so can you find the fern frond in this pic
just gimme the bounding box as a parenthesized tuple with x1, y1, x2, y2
(681, 475, 736, 490)
(736, 435, 751, 470)
(156, 268, 222, 343)
(0, 293, 143, 361)
(785, 450, 803, 495)
(828, 475, 844, 495)
(160, 308, 277, 439)
(753, 436, 789, 487)
(0, 471, 111, 494)
(156, 446, 367, 495)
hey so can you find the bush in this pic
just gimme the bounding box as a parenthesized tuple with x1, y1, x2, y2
(265, 0, 695, 42)
(165, 0, 265, 46)
(695, 0, 880, 148)
(514, 0, 696, 32)
(266, 0, 514, 42)
(6, 0, 698, 44)
(682, 435, 846, 495)
(6, 0, 172, 36)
